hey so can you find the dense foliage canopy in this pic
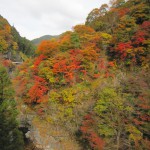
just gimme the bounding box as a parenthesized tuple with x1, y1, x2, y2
(0, 65, 24, 150)
(0, 0, 150, 149)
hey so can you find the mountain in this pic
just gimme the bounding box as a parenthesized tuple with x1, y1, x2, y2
(31, 35, 59, 45)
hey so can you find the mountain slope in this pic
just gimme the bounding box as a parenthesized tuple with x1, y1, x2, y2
(0, 15, 35, 60)
(31, 35, 59, 45)
(13, 0, 150, 149)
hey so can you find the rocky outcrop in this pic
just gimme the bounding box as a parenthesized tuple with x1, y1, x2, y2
(19, 105, 80, 150)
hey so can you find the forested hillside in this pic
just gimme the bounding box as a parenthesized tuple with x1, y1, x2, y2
(0, 65, 24, 150)
(0, 15, 35, 59)
(0, 0, 150, 150)
(0, 15, 35, 150)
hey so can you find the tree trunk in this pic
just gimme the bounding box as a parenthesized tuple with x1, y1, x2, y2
(116, 130, 121, 150)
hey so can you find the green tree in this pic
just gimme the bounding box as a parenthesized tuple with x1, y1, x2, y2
(70, 33, 81, 49)
(11, 26, 35, 56)
(94, 87, 136, 150)
(0, 36, 8, 53)
(0, 65, 24, 150)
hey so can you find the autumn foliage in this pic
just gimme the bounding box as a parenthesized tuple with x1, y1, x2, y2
(37, 40, 58, 56)
(12, 0, 150, 149)
(80, 114, 105, 150)
(27, 76, 48, 103)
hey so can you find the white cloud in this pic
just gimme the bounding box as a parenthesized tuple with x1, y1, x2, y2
(0, 0, 109, 40)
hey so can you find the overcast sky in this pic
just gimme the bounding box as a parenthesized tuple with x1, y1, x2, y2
(0, 0, 109, 40)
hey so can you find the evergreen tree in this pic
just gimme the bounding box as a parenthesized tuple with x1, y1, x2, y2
(0, 65, 24, 150)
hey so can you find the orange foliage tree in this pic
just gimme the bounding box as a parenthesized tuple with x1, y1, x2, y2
(27, 76, 48, 103)
(80, 113, 105, 150)
(37, 39, 58, 56)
